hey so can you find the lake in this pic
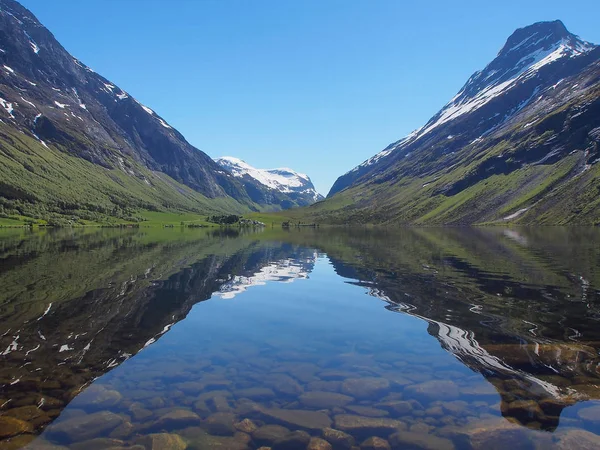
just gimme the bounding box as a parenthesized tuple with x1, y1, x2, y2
(1, 227, 600, 449)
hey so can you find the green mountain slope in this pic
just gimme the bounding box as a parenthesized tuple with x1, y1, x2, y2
(312, 21, 600, 225)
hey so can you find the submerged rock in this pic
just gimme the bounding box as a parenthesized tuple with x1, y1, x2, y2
(252, 425, 291, 446)
(69, 438, 126, 450)
(577, 405, 600, 424)
(152, 409, 202, 431)
(404, 380, 459, 402)
(45, 411, 123, 442)
(321, 427, 355, 450)
(300, 391, 354, 409)
(345, 405, 389, 418)
(272, 430, 311, 450)
(135, 433, 187, 450)
(333, 415, 406, 438)
(205, 412, 237, 436)
(360, 436, 391, 450)
(388, 431, 455, 450)
(341, 378, 390, 400)
(554, 428, 600, 450)
(258, 407, 332, 431)
(0, 416, 34, 438)
(234, 418, 258, 434)
(308, 436, 333, 450)
(74, 385, 122, 410)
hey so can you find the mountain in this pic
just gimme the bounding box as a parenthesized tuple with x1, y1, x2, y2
(215, 156, 323, 210)
(0, 0, 265, 224)
(321, 20, 600, 225)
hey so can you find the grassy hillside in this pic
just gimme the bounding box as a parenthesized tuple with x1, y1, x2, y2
(0, 124, 254, 226)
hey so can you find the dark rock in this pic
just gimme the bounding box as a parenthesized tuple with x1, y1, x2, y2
(258, 407, 332, 431)
(135, 433, 187, 450)
(234, 418, 258, 434)
(345, 405, 388, 418)
(152, 409, 202, 431)
(45, 411, 123, 442)
(252, 425, 291, 446)
(322, 427, 355, 450)
(205, 412, 237, 436)
(300, 391, 354, 409)
(272, 430, 311, 450)
(308, 437, 334, 450)
(333, 415, 406, 438)
(341, 378, 390, 400)
(404, 381, 459, 402)
(360, 436, 391, 450)
(388, 431, 455, 450)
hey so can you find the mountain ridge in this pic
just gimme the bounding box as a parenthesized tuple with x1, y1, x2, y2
(215, 156, 323, 210)
(317, 20, 600, 225)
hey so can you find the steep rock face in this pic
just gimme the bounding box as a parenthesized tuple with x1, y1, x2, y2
(0, 0, 255, 219)
(326, 21, 600, 224)
(216, 156, 323, 210)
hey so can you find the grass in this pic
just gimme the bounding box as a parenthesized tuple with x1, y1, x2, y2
(0, 124, 251, 226)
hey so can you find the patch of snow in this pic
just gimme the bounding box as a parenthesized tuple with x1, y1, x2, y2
(0, 98, 15, 118)
(215, 256, 315, 299)
(216, 156, 319, 197)
(418, 37, 594, 139)
(20, 96, 36, 109)
(116, 92, 128, 100)
(3, 65, 14, 73)
(157, 118, 172, 129)
(26, 80, 36, 86)
(141, 105, 154, 115)
(25, 344, 40, 356)
(54, 101, 67, 109)
(23, 30, 39, 54)
(59, 344, 73, 353)
(37, 303, 52, 320)
(503, 208, 529, 220)
(2, 336, 19, 355)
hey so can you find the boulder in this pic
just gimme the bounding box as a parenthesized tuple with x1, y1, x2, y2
(388, 431, 455, 450)
(45, 411, 123, 442)
(333, 415, 406, 439)
(554, 428, 600, 450)
(205, 412, 237, 436)
(152, 409, 201, 431)
(341, 378, 390, 400)
(321, 427, 355, 450)
(345, 405, 388, 418)
(135, 433, 187, 450)
(300, 392, 354, 409)
(74, 385, 122, 410)
(234, 418, 258, 434)
(404, 381, 459, 402)
(360, 436, 391, 450)
(0, 416, 34, 438)
(308, 437, 333, 450)
(252, 425, 291, 446)
(258, 407, 332, 431)
(272, 430, 311, 450)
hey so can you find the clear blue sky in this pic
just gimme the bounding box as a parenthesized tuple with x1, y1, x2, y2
(20, 0, 600, 195)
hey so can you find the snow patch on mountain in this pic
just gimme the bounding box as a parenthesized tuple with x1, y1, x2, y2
(419, 37, 594, 138)
(215, 156, 318, 196)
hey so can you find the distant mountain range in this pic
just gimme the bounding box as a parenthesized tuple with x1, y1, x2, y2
(0, 0, 320, 224)
(215, 156, 323, 210)
(315, 20, 600, 224)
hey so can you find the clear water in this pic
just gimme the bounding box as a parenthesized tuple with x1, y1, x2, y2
(1, 227, 600, 449)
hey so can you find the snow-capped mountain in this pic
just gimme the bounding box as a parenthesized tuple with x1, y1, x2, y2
(215, 156, 323, 210)
(324, 20, 600, 225)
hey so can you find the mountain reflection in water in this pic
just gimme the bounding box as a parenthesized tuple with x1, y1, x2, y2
(0, 227, 599, 449)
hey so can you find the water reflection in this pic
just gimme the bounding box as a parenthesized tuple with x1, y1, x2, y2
(0, 227, 599, 449)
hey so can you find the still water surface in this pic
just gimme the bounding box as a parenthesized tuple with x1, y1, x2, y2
(1, 227, 600, 449)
